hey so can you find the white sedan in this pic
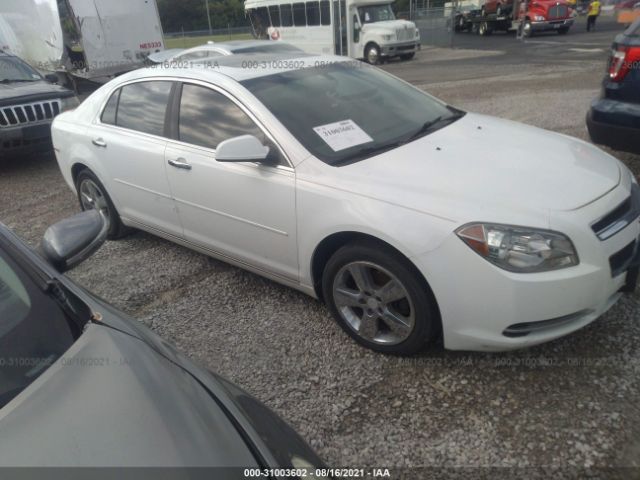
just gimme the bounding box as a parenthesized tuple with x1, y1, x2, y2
(52, 54, 640, 354)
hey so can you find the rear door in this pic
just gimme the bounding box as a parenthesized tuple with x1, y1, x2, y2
(88, 80, 182, 236)
(163, 82, 298, 281)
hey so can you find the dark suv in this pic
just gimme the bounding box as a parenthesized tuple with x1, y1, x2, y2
(587, 18, 640, 155)
(0, 51, 79, 157)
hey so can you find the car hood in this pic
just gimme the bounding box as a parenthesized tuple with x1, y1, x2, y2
(0, 323, 258, 467)
(0, 80, 74, 105)
(306, 113, 621, 221)
(362, 19, 415, 32)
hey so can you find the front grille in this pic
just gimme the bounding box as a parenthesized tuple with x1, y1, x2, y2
(610, 240, 637, 277)
(591, 183, 640, 241)
(0, 99, 61, 128)
(548, 5, 568, 18)
(396, 28, 414, 42)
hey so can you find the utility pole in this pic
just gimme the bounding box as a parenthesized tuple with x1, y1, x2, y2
(205, 0, 213, 34)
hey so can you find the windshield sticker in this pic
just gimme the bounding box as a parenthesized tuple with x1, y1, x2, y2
(313, 120, 373, 152)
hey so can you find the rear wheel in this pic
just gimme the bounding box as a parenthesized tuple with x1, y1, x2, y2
(322, 241, 440, 355)
(76, 169, 131, 240)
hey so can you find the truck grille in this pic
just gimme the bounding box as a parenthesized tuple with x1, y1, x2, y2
(0, 100, 61, 128)
(396, 27, 414, 42)
(548, 4, 568, 19)
(591, 184, 640, 241)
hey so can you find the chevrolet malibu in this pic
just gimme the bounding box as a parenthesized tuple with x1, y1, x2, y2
(52, 54, 640, 355)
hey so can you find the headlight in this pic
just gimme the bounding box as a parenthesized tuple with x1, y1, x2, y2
(533, 15, 546, 21)
(456, 223, 579, 273)
(60, 96, 80, 112)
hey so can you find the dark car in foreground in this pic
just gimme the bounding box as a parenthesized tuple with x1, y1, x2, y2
(587, 18, 640, 155)
(0, 51, 79, 157)
(0, 211, 324, 475)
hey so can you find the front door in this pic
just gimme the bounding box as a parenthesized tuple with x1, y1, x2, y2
(164, 82, 298, 281)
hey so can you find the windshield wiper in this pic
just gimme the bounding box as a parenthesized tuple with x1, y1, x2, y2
(403, 112, 466, 144)
(332, 141, 404, 166)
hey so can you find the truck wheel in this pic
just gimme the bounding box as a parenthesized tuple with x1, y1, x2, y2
(365, 44, 380, 65)
(479, 22, 493, 36)
(523, 20, 533, 37)
(400, 53, 415, 61)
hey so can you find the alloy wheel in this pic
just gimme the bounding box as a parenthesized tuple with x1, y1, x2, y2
(332, 261, 416, 345)
(79, 179, 110, 222)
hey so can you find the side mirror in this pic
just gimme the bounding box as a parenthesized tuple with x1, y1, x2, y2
(41, 210, 108, 272)
(44, 74, 59, 84)
(215, 135, 270, 163)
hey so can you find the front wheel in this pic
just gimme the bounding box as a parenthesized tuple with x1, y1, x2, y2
(322, 241, 440, 355)
(76, 169, 131, 240)
(522, 20, 533, 37)
(365, 44, 380, 64)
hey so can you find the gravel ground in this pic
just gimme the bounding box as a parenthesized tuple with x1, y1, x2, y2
(2, 27, 640, 477)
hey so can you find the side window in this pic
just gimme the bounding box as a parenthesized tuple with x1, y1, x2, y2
(116, 81, 172, 136)
(269, 5, 281, 26)
(306, 1, 320, 25)
(178, 84, 284, 165)
(320, 0, 331, 25)
(281, 4, 294, 26)
(101, 89, 120, 125)
(293, 2, 306, 25)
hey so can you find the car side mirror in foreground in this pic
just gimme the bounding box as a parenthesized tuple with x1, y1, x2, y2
(215, 135, 270, 163)
(41, 210, 108, 272)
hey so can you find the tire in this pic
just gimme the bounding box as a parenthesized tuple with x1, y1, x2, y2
(364, 44, 380, 65)
(479, 21, 493, 35)
(400, 52, 415, 61)
(522, 20, 533, 37)
(75, 169, 131, 240)
(322, 241, 440, 355)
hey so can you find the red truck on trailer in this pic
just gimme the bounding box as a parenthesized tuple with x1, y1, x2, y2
(465, 0, 575, 36)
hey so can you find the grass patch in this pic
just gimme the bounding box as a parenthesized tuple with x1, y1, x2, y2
(165, 33, 254, 49)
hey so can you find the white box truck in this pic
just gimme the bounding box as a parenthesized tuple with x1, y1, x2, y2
(245, 0, 421, 63)
(0, 0, 165, 87)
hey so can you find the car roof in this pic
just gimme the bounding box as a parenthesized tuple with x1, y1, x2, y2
(139, 53, 353, 83)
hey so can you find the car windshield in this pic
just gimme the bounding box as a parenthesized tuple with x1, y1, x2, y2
(0, 247, 79, 408)
(358, 4, 395, 23)
(0, 57, 42, 83)
(241, 62, 463, 165)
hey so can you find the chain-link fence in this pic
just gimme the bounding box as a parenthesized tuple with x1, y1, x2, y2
(164, 26, 253, 48)
(400, 7, 455, 47)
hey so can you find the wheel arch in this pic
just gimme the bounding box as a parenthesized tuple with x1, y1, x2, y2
(310, 231, 441, 321)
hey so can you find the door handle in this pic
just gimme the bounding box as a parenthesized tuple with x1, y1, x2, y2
(168, 158, 192, 170)
(92, 138, 107, 148)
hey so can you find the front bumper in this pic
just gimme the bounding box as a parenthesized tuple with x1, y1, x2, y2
(0, 121, 54, 157)
(531, 18, 574, 31)
(414, 183, 640, 351)
(587, 99, 640, 155)
(380, 41, 420, 57)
